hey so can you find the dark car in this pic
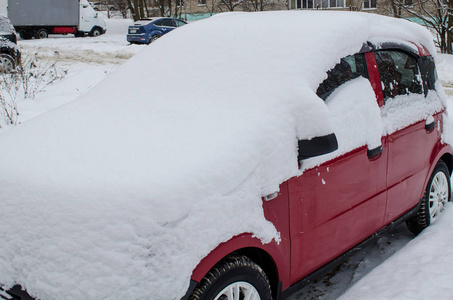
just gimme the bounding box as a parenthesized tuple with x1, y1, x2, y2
(126, 17, 187, 44)
(0, 15, 21, 72)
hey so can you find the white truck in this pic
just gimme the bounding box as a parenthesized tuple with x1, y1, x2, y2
(6, 0, 106, 39)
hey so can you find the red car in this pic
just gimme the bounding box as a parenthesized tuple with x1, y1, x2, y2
(0, 12, 451, 300)
(182, 45, 452, 300)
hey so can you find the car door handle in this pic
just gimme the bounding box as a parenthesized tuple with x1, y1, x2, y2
(425, 121, 436, 132)
(367, 145, 382, 160)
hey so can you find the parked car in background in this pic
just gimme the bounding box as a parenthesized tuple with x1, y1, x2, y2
(0, 15, 20, 72)
(127, 17, 187, 44)
(0, 11, 451, 300)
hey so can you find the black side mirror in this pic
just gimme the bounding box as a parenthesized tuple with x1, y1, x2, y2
(298, 133, 338, 160)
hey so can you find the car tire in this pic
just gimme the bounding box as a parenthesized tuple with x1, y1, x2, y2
(34, 28, 48, 39)
(0, 54, 15, 73)
(150, 35, 160, 43)
(190, 255, 272, 300)
(406, 160, 451, 235)
(90, 28, 102, 37)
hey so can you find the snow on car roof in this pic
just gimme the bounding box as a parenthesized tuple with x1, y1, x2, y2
(134, 18, 157, 25)
(0, 11, 437, 300)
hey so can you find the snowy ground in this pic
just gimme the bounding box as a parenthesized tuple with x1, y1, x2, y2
(1, 16, 453, 300)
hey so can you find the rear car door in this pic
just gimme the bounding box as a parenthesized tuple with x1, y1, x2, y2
(374, 49, 443, 223)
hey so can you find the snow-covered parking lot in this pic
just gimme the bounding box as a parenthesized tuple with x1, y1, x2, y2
(1, 15, 453, 300)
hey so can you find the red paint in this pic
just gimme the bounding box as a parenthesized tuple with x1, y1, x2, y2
(365, 51, 385, 107)
(52, 27, 76, 34)
(189, 49, 452, 296)
(191, 182, 292, 289)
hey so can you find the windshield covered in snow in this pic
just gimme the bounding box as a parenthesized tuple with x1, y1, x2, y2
(0, 15, 14, 34)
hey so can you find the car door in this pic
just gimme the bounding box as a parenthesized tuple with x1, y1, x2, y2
(160, 18, 176, 34)
(288, 53, 388, 282)
(374, 49, 443, 223)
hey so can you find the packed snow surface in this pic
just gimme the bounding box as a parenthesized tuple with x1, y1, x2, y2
(0, 11, 446, 300)
(339, 203, 453, 299)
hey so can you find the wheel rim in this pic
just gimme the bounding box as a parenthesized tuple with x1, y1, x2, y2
(428, 171, 449, 222)
(38, 30, 47, 39)
(214, 281, 261, 300)
(93, 30, 100, 37)
(0, 56, 14, 72)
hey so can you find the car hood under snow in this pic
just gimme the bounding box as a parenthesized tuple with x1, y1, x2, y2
(0, 11, 437, 300)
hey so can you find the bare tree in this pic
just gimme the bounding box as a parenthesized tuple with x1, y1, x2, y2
(112, 0, 130, 18)
(389, 0, 452, 53)
(218, 0, 242, 11)
(241, 0, 272, 11)
(127, 0, 148, 20)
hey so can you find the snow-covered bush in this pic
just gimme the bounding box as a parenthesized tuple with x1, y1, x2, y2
(15, 52, 67, 99)
(0, 53, 67, 127)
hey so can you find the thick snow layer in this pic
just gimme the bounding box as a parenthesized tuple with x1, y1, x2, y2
(0, 11, 445, 300)
(302, 77, 383, 170)
(338, 203, 453, 299)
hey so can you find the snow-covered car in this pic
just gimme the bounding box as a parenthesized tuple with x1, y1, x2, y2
(0, 11, 452, 300)
(127, 17, 187, 44)
(0, 15, 20, 72)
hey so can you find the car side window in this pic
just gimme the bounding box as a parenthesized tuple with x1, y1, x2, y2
(154, 20, 163, 26)
(175, 20, 186, 27)
(316, 53, 368, 100)
(421, 56, 438, 91)
(162, 19, 176, 27)
(374, 50, 423, 101)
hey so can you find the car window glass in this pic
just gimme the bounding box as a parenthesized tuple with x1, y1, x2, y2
(421, 56, 438, 90)
(316, 53, 368, 100)
(154, 20, 163, 26)
(162, 19, 175, 27)
(175, 20, 186, 27)
(375, 50, 423, 101)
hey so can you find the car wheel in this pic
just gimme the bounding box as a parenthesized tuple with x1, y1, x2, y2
(34, 28, 48, 39)
(406, 160, 451, 235)
(0, 54, 15, 73)
(190, 255, 272, 300)
(90, 28, 102, 37)
(150, 35, 160, 43)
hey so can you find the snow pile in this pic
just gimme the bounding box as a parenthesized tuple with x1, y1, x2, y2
(0, 11, 443, 300)
(338, 203, 453, 299)
(303, 77, 383, 170)
(382, 92, 444, 135)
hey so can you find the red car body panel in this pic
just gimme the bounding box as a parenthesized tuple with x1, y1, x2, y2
(189, 44, 453, 298)
(288, 144, 388, 281)
(191, 182, 292, 290)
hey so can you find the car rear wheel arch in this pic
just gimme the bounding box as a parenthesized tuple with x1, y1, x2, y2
(440, 153, 453, 176)
(406, 159, 451, 234)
